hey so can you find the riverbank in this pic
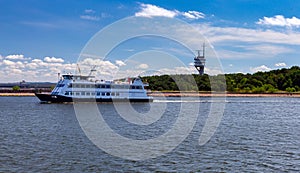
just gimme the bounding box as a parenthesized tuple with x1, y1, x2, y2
(0, 93, 36, 96)
(148, 91, 300, 97)
(1, 92, 300, 97)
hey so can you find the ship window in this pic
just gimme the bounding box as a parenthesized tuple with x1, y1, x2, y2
(97, 92, 100, 96)
(63, 75, 72, 80)
(57, 84, 65, 87)
(106, 85, 111, 88)
(111, 92, 115, 96)
(65, 92, 69, 95)
(81, 92, 85, 95)
(91, 92, 95, 96)
(101, 92, 105, 96)
(75, 92, 80, 96)
(101, 85, 105, 88)
(96, 85, 101, 88)
(106, 92, 110, 96)
(86, 92, 90, 96)
(86, 85, 91, 88)
(136, 86, 141, 89)
(68, 83, 72, 88)
(116, 92, 120, 96)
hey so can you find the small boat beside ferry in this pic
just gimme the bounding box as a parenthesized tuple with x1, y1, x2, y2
(35, 71, 153, 103)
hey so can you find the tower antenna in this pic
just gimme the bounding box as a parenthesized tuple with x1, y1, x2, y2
(194, 43, 206, 75)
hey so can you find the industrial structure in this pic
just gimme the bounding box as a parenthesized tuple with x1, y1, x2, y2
(194, 43, 206, 75)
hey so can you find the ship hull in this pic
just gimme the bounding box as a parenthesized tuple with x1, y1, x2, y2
(35, 93, 153, 103)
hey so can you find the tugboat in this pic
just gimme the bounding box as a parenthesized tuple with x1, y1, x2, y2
(35, 69, 153, 103)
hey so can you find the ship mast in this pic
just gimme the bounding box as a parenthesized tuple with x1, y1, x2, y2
(194, 43, 206, 75)
(88, 65, 97, 77)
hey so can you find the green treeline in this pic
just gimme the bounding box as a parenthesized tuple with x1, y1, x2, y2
(141, 66, 300, 93)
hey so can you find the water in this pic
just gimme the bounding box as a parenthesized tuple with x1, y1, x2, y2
(0, 96, 299, 172)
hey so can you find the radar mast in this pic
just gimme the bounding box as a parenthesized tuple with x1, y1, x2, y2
(194, 43, 206, 75)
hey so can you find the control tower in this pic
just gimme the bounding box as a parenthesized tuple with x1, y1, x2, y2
(194, 44, 206, 75)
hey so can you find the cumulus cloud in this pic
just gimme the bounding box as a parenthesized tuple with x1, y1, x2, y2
(11, 68, 22, 74)
(135, 3, 204, 20)
(275, 62, 287, 67)
(44, 57, 64, 63)
(137, 63, 149, 69)
(135, 3, 178, 18)
(3, 59, 15, 66)
(115, 60, 126, 66)
(257, 15, 300, 27)
(32, 59, 43, 63)
(250, 65, 272, 73)
(0, 54, 79, 82)
(5, 54, 25, 60)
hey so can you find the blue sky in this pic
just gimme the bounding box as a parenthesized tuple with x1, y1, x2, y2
(1, 0, 300, 82)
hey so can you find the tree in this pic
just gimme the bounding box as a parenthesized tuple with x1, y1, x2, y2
(286, 87, 296, 93)
(12, 86, 20, 91)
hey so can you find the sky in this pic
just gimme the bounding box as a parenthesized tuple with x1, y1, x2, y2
(1, 0, 300, 82)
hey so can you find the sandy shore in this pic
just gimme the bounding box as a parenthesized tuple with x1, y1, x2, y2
(0, 92, 299, 97)
(0, 93, 35, 96)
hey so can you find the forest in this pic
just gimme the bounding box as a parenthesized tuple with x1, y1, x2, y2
(141, 66, 300, 93)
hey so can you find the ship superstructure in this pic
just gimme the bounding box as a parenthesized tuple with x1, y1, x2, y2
(35, 72, 153, 103)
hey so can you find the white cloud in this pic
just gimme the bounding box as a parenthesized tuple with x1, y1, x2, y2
(275, 62, 287, 67)
(257, 15, 300, 27)
(44, 57, 64, 63)
(5, 54, 25, 60)
(198, 24, 300, 45)
(3, 59, 15, 66)
(80, 9, 101, 21)
(182, 11, 205, 19)
(32, 59, 43, 63)
(0, 54, 78, 82)
(188, 23, 300, 60)
(135, 3, 205, 20)
(26, 62, 38, 69)
(135, 3, 178, 18)
(137, 63, 149, 69)
(80, 15, 100, 21)
(11, 69, 22, 74)
(250, 65, 272, 73)
(77, 58, 118, 78)
(115, 60, 126, 66)
(84, 9, 95, 14)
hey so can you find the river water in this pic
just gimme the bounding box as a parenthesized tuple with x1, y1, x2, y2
(0, 96, 299, 172)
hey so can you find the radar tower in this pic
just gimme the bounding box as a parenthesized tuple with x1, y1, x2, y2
(194, 43, 206, 75)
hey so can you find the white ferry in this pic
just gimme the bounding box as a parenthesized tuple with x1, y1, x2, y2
(35, 72, 153, 103)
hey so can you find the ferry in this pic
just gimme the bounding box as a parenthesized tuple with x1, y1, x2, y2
(35, 71, 153, 103)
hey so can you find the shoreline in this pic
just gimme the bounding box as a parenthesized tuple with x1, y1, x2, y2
(1, 92, 300, 97)
(148, 92, 300, 97)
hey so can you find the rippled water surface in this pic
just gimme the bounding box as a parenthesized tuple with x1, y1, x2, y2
(0, 96, 299, 172)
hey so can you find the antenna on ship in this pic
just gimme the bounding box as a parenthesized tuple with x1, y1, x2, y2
(77, 64, 82, 75)
(194, 43, 206, 75)
(88, 65, 97, 76)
